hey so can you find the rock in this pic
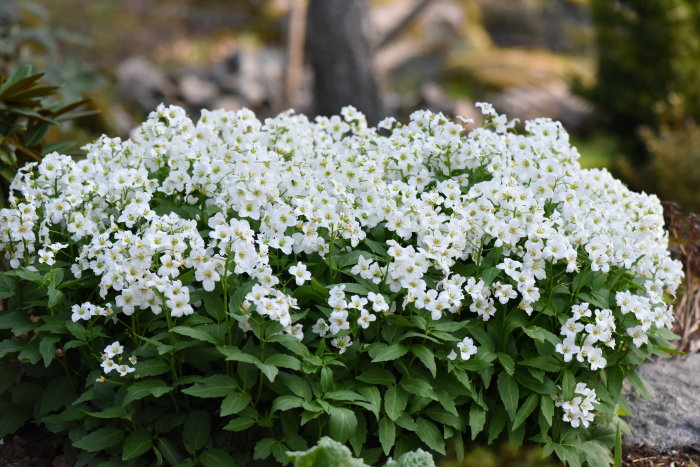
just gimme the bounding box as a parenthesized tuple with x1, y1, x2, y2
(491, 82, 594, 132)
(178, 73, 219, 106)
(117, 56, 171, 113)
(624, 353, 700, 449)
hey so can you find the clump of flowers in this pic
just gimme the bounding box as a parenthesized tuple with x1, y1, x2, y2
(0, 103, 682, 466)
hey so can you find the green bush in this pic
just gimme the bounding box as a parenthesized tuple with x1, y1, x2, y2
(591, 0, 700, 139)
(0, 104, 682, 466)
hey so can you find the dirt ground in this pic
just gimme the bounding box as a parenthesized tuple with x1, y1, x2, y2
(0, 426, 699, 466)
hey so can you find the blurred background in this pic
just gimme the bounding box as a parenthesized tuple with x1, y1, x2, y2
(1, 0, 699, 212)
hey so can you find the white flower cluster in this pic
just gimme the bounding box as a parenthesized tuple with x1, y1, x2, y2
(447, 336, 478, 361)
(553, 382, 599, 428)
(100, 341, 136, 377)
(0, 103, 682, 359)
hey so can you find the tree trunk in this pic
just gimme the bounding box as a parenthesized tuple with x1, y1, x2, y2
(306, 0, 383, 124)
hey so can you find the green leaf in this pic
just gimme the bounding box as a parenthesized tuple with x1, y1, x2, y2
(399, 376, 437, 400)
(170, 325, 218, 344)
(271, 395, 304, 413)
(73, 426, 124, 452)
(183, 410, 210, 454)
(85, 406, 130, 420)
(256, 362, 279, 382)
(497, 372, 519, 421)
(135, 359, 170, 377)
(220, 392, 252, 416)
(157, 438, 183, 466)
(182, 374, 239, 398)
(369, 343, 408, 362)
(356, 367, 395, 386)
(378, 416, 395, 456)
(47, 285, 63, 308)
(497, 352, 515, 375)
(519, 355, 561, 372)
(614, 423, 622, 467)
(0, 274, 16, 298)
(200, 449, 237, 467)
(328, 406, 357, 442)
(122, 379, 172, 406)
(122, 429, 153, 461)
(358, 386, 381, 420)
(541, 394, 554, 427)
(265, 354, 301, 371)
(0, 405, 31, 438)
(39, 335, 60, 367)
(324, 390, 365, 402)
(411, 344, 437, 378)
(469, 406, 486, 440)
(253, 438, 277, 461)
(562, 370, 575, 400)
(415, 417, 445, 454)
(217, 345, 261, 364)
(522, 326, 559, 345)
(512, 393, 538, 430)
(384, 386, 407, 421)
(487, 407, 508, 444)
(278, 372, 313, 400)
(0, 340, 25, 359)
(223, 416, 256, 432)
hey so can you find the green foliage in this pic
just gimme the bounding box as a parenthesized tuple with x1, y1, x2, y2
(591, 0, 700, 141)
(287, 437, 436, 467)
(0, 64, 91, 206)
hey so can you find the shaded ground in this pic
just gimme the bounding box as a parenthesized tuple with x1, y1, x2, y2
(1, 428, 699, 466)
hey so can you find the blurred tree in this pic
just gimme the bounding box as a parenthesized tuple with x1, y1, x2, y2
(306, 0, 383, 124)
(592, 0, 700, 143)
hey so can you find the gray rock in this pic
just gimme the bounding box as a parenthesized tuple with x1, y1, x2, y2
(624, 353, 700, 449)
(179, 73, 219, 106)
(117, 56, 171, 113)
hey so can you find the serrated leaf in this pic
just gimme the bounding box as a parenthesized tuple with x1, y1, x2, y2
(328, 406, 357, 442)
(541, 394, 554, 427)
(497, 372, 519, 421)
(223, 416, 256, 432)
(379, 416, 395, 456)
(135, 359, 170, 377)
(220, 392, 252, 416)
(122, 379, 172, 406)
(358, 386, 381, 420)
(497, 352, 515, 375)
(0, 274, 16, 298)
(122, 429, 152, 461)
(512, 393, 538, 430)
(170, 325, 218, 344)
(271, 395, 304, 413)
(370, 343, 408, 362)
(384, 386, 407, 421)
(415, 417, 445, 454)
(182, 374, 238, 398)
(265, 354, 301, 371)
(157, 437, 183, 466)
(356, 367, 395, 386)
(519, 355, 561, 372)
(253, 438, 277, 461)
(256, 362, 279, 382)
(217, 345, 261, 364)
(399, 376, 437, 400)
(73, 426, 124, 452)
(411, 344, 436, 378)
(468, 405, 486, 440)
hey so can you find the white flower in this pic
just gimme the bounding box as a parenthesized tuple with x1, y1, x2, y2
(331, 335, 352, 354)
(357, 309, 376, 329)
(288, 262, 311, 286)
(103, 341, 124, 358)
(456, 337, 477, 360)
(312, 318, 329, 337)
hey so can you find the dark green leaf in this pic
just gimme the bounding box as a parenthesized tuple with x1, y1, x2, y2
(497, 352, 515, 375)
(253, 438, 277, 461)
(415, 417, 445, 454)
(265, 354, 301, 371)
(122, 429, 153, 461)
(200, 449, 237, 467)
(356, 367, 395, 386)
(399, 377, 437, 400)
(519, 355, 561, 372)
(384, 386, 407, 421)
(328, 406, 357, 442)
(73, 426, 124, 452)
(271, 395, 304, 413)
(135, 359, 170, 377)
(512, 393, 539, 430)
(370, 343, 408, 362)
(223, 416, 256, 432)
(122, 379, 172, 406)
(157, 438, 183, 466)
(379, 416, 395, 456)
(170, 325, 218, 344)
(497, 372, 519, 421)
(358, 386, 381, 420)
(469, 406, 486, 440)
(183, 410, 210, 454)
(182, 374, 239, 398)
(411, 344, 436, 378)
(541, 394, 554, 427)
(220, 392, 252, 416)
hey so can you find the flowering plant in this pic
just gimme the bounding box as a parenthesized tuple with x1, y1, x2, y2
(0, 103, 682, 466)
